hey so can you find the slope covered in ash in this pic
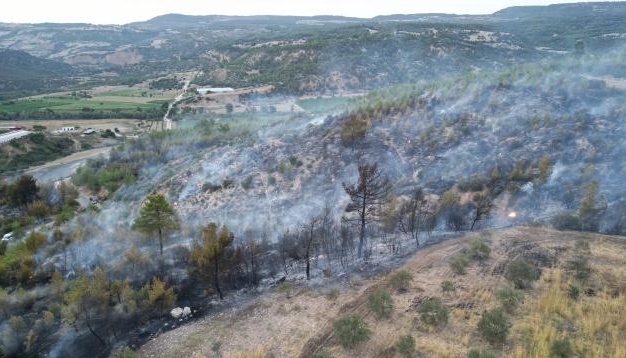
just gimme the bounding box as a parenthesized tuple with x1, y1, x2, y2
(75, 47, 626, 249)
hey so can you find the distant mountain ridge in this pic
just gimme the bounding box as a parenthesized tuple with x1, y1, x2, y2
(0, 1, 626, 99)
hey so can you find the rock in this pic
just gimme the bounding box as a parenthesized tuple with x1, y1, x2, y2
(183, 307, 191, 317)
(170, 307, 183, 318)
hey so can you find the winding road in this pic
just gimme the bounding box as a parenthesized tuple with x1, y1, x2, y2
(163, 79, 191, 130)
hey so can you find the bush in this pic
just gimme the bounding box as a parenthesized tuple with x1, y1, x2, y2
(368, 290, 393, 319)
(449, 251, 470, 275)
(108, 346, 137, 358)
(504, 258, 541, 289)
(565, 255, 592, 282)
(567, 284, 580, 300)
(469, 238, 491, 260)
(550, 338, 572, 358)
(333, 314, 370, 348)
(441, 281, 456, 294)
(396, 334, 415, 356)
(24, 232, 46, 253)
(325, 288, 340, 301)
(309, 350, 333, 358)
(467, 348, 497, 358)
(389, 270, 413, 291)
(477, 309, 510, 345)
(418, 297, 449, 326)
(496, 286, 524, 313)
(552, 213, 582, 231)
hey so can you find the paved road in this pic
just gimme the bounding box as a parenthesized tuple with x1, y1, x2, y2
(24, 147, 113, 183)
(0, 130, 31, 144)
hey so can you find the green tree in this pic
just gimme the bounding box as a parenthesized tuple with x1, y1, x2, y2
(189, 223, 234, 300)
(578, 181, 606, 232)
(132, 193, 179, 256)
(10, 175, 38, 208)
(145, 277, 176, 316)
(62, 268, 110, 346)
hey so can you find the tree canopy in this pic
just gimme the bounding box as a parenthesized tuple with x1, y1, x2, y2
(132, 193, 179, 256)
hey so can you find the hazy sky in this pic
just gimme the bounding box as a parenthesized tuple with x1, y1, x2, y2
(0, 1, 616, 25)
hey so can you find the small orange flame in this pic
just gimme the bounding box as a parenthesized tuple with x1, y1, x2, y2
(508, 212, 517, 219)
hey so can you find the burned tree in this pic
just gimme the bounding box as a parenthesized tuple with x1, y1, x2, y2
(470, 192, 494, 230)
(188, 223, 234, 300)
(343, 163, 389, 258)
(398, 188, 432, 247)
(300, 214, 321, 280)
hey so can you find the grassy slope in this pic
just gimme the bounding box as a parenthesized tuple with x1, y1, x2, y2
(139, 227, 626, 357)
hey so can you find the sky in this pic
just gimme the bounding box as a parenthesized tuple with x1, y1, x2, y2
(0, 0, 616, 25)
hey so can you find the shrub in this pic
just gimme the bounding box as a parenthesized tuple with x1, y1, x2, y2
(368, 290, 393, 319)
(441, 281, 456, 294)
(325, 288, 340, 301)
(309, 350, 333, 358)
(108, 346, 137, 358)
(276, 281, 293, 293)
(565, 255, 592, 282)
(418, 297, 449, 326)
(504, 258, 541, 289)
(469, 238, 491, 260)
(467, 348, 497, 358)
(333, 314, 370, 348)
(449, 251, 470, 275)
(496, 286, 524, 313)
(396, 334, 415, 356)
(567, 284, 580, 300)
(550, 338, 572, 358)
(389, 270, 413, 291)
(25, 232, 46, 253)
(574, 240, 591, 253)
(477, 309, 510, 345)
(552, 213, 582, 231)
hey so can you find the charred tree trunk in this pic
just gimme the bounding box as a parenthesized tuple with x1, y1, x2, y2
(86, 320, 106, 346)
(158, 228, 163, 256)
(214, 259, 223, 300)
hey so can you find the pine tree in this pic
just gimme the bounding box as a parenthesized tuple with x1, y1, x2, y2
(189, 223, 234, 299)
(132, 193, 179, 256)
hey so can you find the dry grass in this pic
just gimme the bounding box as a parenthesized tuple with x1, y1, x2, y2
(511, 262, 626, 357)
(140, 227, 626, 358)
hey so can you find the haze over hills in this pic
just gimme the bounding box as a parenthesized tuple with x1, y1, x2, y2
(1, 2, 625, 98)
(0, 2, 626, 357)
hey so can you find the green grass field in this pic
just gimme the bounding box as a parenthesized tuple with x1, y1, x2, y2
(93, 88, 172, 98)
(0, 96, 163, 113)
